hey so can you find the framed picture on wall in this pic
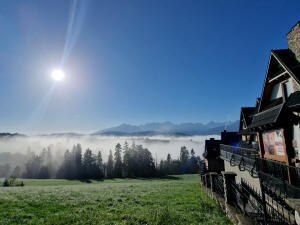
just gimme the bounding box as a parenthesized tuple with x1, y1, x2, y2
(262, 129, 287, 162)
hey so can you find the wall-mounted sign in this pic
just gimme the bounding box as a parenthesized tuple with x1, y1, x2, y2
(262, 129, 285, 156)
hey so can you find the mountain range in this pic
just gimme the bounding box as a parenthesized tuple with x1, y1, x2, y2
(93, 121, 239, 136)
(0, 121, 239, 137)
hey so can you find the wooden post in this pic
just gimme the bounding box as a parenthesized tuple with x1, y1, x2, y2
(210, 172, 217, 192)
(206, 174, 211, 188)
(259, 178, 268, 225)
(257, 131, 264, 158)
(282, 128, 293, 184)
(222, 172, 237, 205)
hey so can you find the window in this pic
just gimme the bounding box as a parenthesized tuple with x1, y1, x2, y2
(270, 83, 282, 100)
(283, 80, 293, 98)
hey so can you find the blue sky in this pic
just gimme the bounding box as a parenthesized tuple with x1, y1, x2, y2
(0, 0, 300, 134)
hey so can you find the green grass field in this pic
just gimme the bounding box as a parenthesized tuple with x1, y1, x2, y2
(0, 174, 231, 225)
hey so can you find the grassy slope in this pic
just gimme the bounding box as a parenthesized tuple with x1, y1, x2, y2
(0, 175, 231, 225)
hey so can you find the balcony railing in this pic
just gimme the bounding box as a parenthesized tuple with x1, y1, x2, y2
(256, 157, 300, 198)
(220, 144, 300, 198)
(239, 142, 259, 150)
(220, 144, 258, 158)
(220, 144, 259, 176)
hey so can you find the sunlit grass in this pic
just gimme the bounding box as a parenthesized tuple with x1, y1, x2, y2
(0, 174, 231, 225)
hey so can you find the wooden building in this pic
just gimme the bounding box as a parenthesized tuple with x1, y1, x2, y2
(202, 130, 240, 173)
(202, 138, 223, 172)
(239, 99, 260, 149)
(203, 21, 300, 225)
(248, 48, 300, 166)
(220, 21, 300, 191)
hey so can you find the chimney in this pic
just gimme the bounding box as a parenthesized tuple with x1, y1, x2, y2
(287, 21, 300, 62)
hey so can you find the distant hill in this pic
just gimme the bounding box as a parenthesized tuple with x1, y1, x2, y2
(0, 133, 26, 138)
(94, 121, 239, 136)
(0, 121, 239, 137)
(39, 132, 83, 137)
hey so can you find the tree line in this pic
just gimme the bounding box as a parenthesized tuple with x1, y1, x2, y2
(2, 142, 201, 179)
(158, 146, 200, 175)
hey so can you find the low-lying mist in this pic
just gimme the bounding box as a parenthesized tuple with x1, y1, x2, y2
(0, 134, 220, 178)
(0, 134, 219, 161)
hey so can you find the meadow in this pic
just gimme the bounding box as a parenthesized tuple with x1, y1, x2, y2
(0, 174, 231, 225)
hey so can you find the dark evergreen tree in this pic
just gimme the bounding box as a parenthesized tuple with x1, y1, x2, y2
(123, 141, 135, 177)
(73, 144, 82, 179)
(134, 145, 156, 177)
(23, 155, 42, 178)
(159, 159, 166, 175)
(180, 146, 190, 173)
(106, 150, 114, 178)
(11, 166, 21, 178)
(188, 149, 200, 174)
(166, 153, 172, 174)
(46, 146, 55, 178)
(39, 166, 50, 179)
(114, 143, 123, 178)
(56, 150, 72, 179)
(82, 149, 98, 179)
(97, 150, 104, 179)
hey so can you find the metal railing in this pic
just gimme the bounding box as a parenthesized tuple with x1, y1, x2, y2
(220, 144, 259, 176)
(231, 179, 294, 225)
(230, 180, 266, 224)
(200, 171, 296, 224)
(214, 174, 224, 197)
(240, 142, 259, 150)
(221, 145, 300, 197)
(220, 144, 258, 158)
(241, 179, 295, 225)
(257, 157, 300, 198)
(256, 158, 300, 186)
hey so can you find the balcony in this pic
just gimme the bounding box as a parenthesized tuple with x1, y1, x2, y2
(220, 144, 259, 176)
(256, 158, 300, 198)
(220, 144, 300, 198)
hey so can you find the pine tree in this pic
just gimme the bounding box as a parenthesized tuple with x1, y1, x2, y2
(74, 144, 82, 179)
(83, 149, 98, 179)
(166, 153, 172, 174)
(11, 166, 21, 178)
(180, 146, 190, 174)
(97, 150, 104, 178)
(56, 150, 72, 179)
(123, 141, 131, 177)
(107, 150, 114, 178)
(191, 149, 195, 157)
(39, 166, 50, 179)
(114, 143, 123, 178)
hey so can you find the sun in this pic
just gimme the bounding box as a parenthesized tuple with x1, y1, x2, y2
(51, 69, 65, 81)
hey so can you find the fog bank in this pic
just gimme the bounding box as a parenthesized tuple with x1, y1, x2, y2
(0, 135, 220, 160)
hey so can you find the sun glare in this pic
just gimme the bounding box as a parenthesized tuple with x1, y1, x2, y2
(51, 69, 65, 81)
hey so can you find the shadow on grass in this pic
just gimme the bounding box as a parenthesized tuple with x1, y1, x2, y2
(135, 175, 182, 181)
(78, 179, 104, 183)
(77, 175, 182, 183)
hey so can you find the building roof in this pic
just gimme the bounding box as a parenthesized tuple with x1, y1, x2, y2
(249, 99, 300, 129)
(260, 97, 283, 112)
(272, 49, 300, 82)
(257, 49, 300, 116)
(287, 91, 300, 110)
(239, 105, 259, 134)
(248, 103, 284, 129)
(241, 107, 256, 127)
